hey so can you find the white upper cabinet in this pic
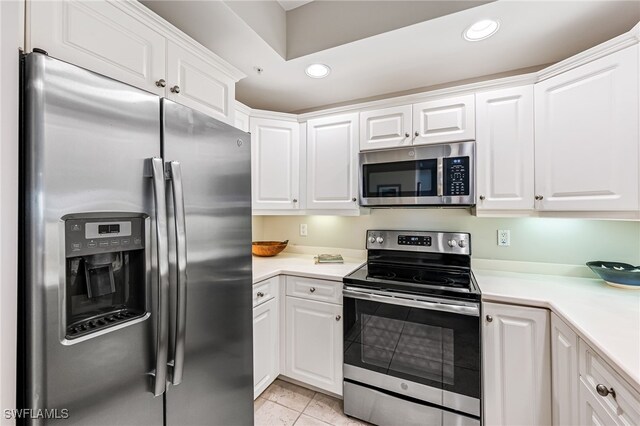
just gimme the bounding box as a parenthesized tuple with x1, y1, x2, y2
(28, 0, 166, 96)
(306, 113, 359, 210)
(235, 106, 250, 133)
(359, 105, 412, 151)
(476, 86, 534, 210)
(251, 118, 300, 210)
(413, 94, 475, 145)
(534, 46, 639, 211)
(483, 302, 551, 426)
(166, 40, 235, 123)
(27, 0, 243, 124)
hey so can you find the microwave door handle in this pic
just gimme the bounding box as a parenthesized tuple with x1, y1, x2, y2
(416, 181, 421, 196)
(149, 158, 170, 397)
(437, 157, 444, 197)
(168, 161, 188, 386)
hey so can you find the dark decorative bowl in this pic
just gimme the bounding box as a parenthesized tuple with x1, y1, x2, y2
(252, 240, 288, 257)
(586, 261, 640, 289)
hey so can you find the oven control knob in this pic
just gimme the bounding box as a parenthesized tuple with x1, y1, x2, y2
(376, 237, 384, 244)
(368, 237, 376, 244)
(448, 239, 458, 248)
(459, 240, 467, 248)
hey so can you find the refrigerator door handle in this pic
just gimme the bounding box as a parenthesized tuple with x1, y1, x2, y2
(149, 157, 170, 397)
(168, 161, 188, 386)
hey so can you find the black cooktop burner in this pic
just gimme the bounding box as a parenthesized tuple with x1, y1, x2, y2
(344, 262, 480, 302)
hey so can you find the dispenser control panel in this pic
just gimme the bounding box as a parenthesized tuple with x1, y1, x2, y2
(65, 216, 145, 257)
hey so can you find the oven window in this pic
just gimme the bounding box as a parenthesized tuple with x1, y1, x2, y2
(344, 297, 480, 399)
(362, 159, 437, 198)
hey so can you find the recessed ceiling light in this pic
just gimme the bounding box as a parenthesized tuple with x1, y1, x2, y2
(305, 64, 331, 78)
(463, 19, 500, 42)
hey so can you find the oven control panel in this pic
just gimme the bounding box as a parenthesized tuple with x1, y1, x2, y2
(367, 230, 470, 255)
(397, 235, 432, 246)
(443, 156, 470, 196)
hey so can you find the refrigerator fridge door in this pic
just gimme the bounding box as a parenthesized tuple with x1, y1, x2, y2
(22, 53, 165, 424)
(162, 99, 253, 425)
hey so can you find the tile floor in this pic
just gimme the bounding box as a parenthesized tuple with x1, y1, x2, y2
(254, 379, 369, 426)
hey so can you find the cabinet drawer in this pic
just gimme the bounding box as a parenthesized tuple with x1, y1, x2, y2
(253, 277, 277, 307)
(579, 340, 640, 424)
(286, 276, 342, 305)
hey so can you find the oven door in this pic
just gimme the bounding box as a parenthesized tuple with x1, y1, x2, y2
(342, 287, 480, 417)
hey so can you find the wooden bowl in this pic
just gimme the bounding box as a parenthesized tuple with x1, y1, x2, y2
(252, 240, 288, 257)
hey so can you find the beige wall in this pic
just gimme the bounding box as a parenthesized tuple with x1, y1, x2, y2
(258, 210, 640, 266)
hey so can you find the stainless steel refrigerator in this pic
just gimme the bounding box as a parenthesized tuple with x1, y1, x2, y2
(20, 52, 253, 425)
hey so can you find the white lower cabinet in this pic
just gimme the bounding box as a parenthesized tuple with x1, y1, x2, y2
(252, 280, 279, 399)
(284, 295, 343, 395)
(483, 302, 551, 426)
(550, 313, 579, 425)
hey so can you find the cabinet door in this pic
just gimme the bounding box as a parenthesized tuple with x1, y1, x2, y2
(476, 86, 534, 210)
(534, 46, 639, 211)
(166, 40, 235, 124)
(306, 113, 359, 210)
(483, 303, 551, 426)
(28, 0, 166, 96)
(578, 379, 618, 426)
(413, 94, 475, 145)
(359, 105, 412, 151)
(251, 118, 300, 210)
(253, 298, 279, 399)
(285, 297, 342, 395)
(551, 313, 579, 426)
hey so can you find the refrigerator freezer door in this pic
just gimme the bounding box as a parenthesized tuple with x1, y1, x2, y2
(22, 53, 164, 424)
(162, 99, 253, 425)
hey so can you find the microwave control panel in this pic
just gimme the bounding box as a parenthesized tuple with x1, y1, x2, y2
(444, 156, 470, 196)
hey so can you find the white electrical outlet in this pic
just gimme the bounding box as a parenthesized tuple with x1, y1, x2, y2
(497, 230, 510, 246)
(300, 223, 308, 237)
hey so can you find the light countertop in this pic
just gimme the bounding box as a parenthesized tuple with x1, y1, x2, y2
(252, 252, 640, 392)
(252, 252, 364, 284)
(475, 268, 640, 392)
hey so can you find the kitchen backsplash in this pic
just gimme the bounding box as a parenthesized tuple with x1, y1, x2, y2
(253, 210, 640, 266)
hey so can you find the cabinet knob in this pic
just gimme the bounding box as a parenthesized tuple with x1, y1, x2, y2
(352, 197, 357, 202)
(155, 79, 166, 88)
(170, 85, 181, 94)
(479, 195, 485, 201)
(309, 287, 316, 293)
(535, 195, 544, 201)
(256, 291, 264, 298)
(293, 199, 298, 203)
(486, 315, 493, 323)
(404, 132, 410, 138)
(414, 131, 420, 137)
(335, 315, 341, 321)
(596, 384, 616, 399)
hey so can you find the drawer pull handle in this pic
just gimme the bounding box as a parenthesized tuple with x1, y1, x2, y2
(257, 292, 265, 298)
(309, 287, 316, 293)
(335, 315, 341, 321)
(596, 384, 616, 399)
(486, 315, 493, 323)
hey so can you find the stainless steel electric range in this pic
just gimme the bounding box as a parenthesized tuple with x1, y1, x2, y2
(342, 230, 481, 426)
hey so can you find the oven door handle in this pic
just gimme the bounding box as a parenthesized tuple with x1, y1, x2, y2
(343, 287, 479, 317)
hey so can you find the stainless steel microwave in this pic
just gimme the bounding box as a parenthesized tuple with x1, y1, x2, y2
(359, 141, 475, 207)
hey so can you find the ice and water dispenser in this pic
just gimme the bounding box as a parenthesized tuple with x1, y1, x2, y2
(63, 213, 148, 339)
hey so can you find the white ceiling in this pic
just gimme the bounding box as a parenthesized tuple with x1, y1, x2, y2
(276, 0, 314, 11)
(142, 1, 640, 113)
